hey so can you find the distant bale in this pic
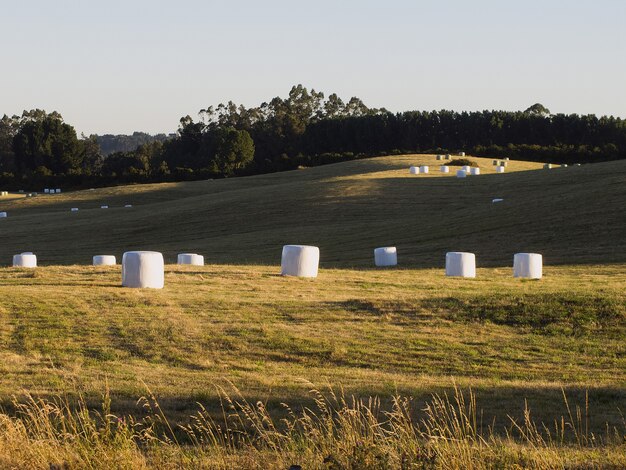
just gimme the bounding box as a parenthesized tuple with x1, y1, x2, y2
(177, 253, 205, 266)
(513, 253, 542, 279)
(44, 189, 50, 194)
(0, 191, 8, 196)
(56, 189, 61, 193)
(561, 164, 568, 168)
(0, 212, 6, 218)
(93, 255, 116, 266)
(374, 247, 397, 267)
(461, 165, 471, 173)
(409, 166, 419, 175)
(470, 167, 480, 176)
(440, 165, 450, 173)
(122, 251, 164, 289)
(459, 152, 465, 157)
(543, 164, 552, 169)
(419, 165, 429, 174)
(281, 245, 319, 278)
(13, 253, 37, 268)
(445, 252, 476, 278)
(500, 161, 508, 167)
(101, 205, 109, 209)
(492, 198, 504, 203)
(492, 160, 499, 166)
(124, 204, 133, 208)
(496, 166, 505, 173)
(445, 154, 451, 160)
(436, 155, 443, 161)
(456, 170, 467, 178)
(71, 208, 79, 212)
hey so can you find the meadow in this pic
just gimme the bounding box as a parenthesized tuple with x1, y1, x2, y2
(0, 155, 625, 468)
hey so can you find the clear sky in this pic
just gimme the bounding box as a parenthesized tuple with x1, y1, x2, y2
(1, 0, 624, 135)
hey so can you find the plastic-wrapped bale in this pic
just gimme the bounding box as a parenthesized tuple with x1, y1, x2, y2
(0, 191, 7, 196)
(374, 247, 397, 267)
(409, 166, 419, 175)
(500, 161, 508, 167)
(492, 198, 504, 203)
(56, 189, 61, 193)
(470, 167, 480, 175)
(419, 165, 429, 174)
(504, 158, 510, 161)
(513, 253, 542, 279)
(13, 253, 37, 268)
(459, 152, 465, 157)
(177, 253, 205, 266)
(122, 251, 164, 288)
(440, 165, 449, 173)
(44, 189, 50, 194)
(436, 155, 443, 160)
(93, 255, 116, 266)
(71, 208, 79, 212)
(496, 166, 505, 173)
(544, 164, 552, 169)
(492, 160, 499, 166)
(575, 163, 581, 167)
(101, 205, 109, 209)
(456, 169, 467, 178)
(281, 245, 319, 278)
(124, 204, 133, 208)
(445, 154, 451, 160)
(0, 212, 6, 218)
(461, 165, 471, 173)
(561, 164, 568, 168)
(445, 252, 476, 277)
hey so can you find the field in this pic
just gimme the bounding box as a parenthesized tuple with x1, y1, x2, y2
(0, 154, 625, 468)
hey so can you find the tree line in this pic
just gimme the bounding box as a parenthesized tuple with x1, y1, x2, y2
(1, 86, 625, 189)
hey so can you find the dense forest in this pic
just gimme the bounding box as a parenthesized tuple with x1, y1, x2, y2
(1, 85, 625, 189)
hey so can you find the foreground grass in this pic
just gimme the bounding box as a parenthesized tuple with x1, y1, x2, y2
(0, 263, 624, 431)
(0, 385, 624, 469)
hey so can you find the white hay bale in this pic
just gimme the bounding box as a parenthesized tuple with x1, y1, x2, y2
(456, 169, 467, 178)
(177, 253, 205, 266)
(500, 161, 508, 167)
(13, 253, 37, 268)
(461, 165, 471, 173)
(93, 255, 116, 266)
(543, 164, 552, 169)
(101, 205, 109, 209)
(492, 160, 499, 166)
(492, 198, 504, 203)
(445, 252, 476, 277)
(281, 245, 319, 278)
(440, 165, 449, 173)
(71, 208, 79, 212)
(44, 189, 49, 194)
(459, 152, 465, 157)
(496, 166, 505, 173)
(56, 189, 61, 193)
(436, 155, 442, 160)
(122, 251, 164, 288)
(561, 164, 568, 168)
(470, 167, 480, 175)
(575, 163, 581, 167)
(374, 247, 397, 267)
(513, 253, 542, 279)
(124, 204, 133, 208)
(445, 154, 451, 160)
(419, 165, 429, 174)
(0, 212, 6, 218)
(504, 157, 510, 161)
(409, 166, 419, 175)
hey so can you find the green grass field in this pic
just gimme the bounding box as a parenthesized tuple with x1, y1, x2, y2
(0, 154, 625, 468)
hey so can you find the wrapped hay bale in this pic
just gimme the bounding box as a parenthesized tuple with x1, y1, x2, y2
(93, 255, 116, 266)
(459, 152, 465, 157)
(44, 189, 50, 194)
(561, 164, 568, 168)
(544, 164, 552, 169)
(496, 166, 505, 173)
(56, 189, 61, 193)
(71, 208, 79, 212)
(409, 166, 419, 174)
(445, 252, 476, 277)
(0, 212, 6, 218)
(122, 251, 164, 288)
(177, 253, 205, 266)
(124, 204, 133, 208)
(500, 161, 508, 167)
(419, 165, 429, 174)
(101, 205, 109, 209)
(492, 198, 504, 203)
(492, 160, 499, 166)
(513, 253, 542, 279)
(470, 167, 480, 175)
(461, 165, 471, 173)
(436, 155, 443, 161)
(456, 169, 467, 178)
(440, 165, 449, 173)
(13, 253, 37, 268)
(374, 247, 397, 267)
(281, 245, 319, 278)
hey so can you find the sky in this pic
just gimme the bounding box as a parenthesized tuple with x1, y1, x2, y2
(1, 0, 625, 135)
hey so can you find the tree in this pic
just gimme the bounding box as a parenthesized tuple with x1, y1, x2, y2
(524, 103, 551, 117)
(212, 127, 255, 175)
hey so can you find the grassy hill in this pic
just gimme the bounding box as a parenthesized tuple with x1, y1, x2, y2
(0, 155, 625, 468)
(1, 154, 624, 267)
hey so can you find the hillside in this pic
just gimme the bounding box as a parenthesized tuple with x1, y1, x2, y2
(1, 154, 625, 267)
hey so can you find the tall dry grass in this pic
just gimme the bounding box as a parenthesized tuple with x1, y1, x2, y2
(0, 385, 623, 469)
